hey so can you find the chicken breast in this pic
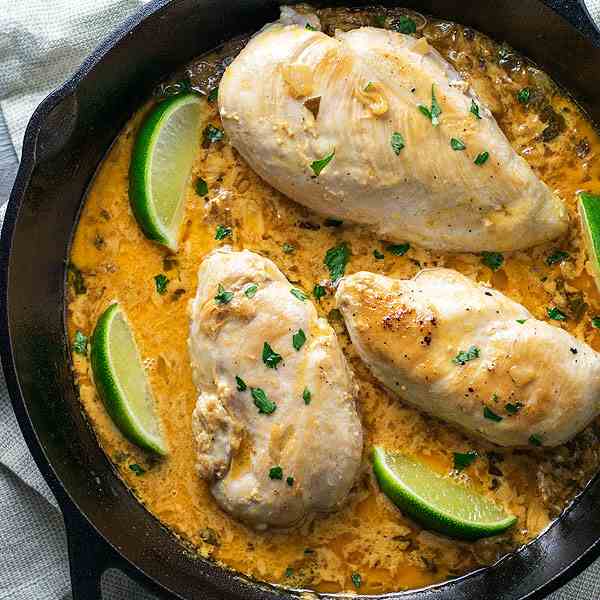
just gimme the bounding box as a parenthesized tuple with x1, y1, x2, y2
(219, 20, 567, 253)
(189, 247, 362, 529)
(336, 268, 600, 447)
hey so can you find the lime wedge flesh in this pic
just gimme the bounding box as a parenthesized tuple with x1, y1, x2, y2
(372, 447, 516, 540)
(129, 93, 203, 251)
(91, 303, 167, 455)
(579, 192, 600, 291)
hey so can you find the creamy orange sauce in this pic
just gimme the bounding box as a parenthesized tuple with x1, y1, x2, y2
(68, 7, 600, 594)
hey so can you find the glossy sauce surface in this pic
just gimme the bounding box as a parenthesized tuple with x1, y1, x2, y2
(68, 6, 600, 594)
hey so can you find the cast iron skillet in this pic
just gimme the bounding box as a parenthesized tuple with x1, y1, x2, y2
(2, 1, 600, 598)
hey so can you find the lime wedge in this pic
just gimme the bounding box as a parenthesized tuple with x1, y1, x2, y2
(372, 447, 516, 540)
(579, 192, 600, 290)
(129, 93, 203, 251)
(90, 303, 167, 455)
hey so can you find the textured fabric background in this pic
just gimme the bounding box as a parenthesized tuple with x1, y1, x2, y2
(0, 1, 599, 598)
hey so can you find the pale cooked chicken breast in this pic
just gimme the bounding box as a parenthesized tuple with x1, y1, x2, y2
(336, 269, 600, 447)
(219, 20, 567, 253)
(189, 247, 363, 529)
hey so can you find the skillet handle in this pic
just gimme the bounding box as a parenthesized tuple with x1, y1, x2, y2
(63, 508, 115, 600)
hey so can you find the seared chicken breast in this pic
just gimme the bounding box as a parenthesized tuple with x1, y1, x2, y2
(219, 20, 567, 253)
(189, 248, 363, 529)
(336, 269, 600, 447)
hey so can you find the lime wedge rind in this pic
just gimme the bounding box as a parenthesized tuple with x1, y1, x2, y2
(129, 93, 203, 252)
(91, 303, 168, 456)
(372, 447, 516, 540)
(578, 192, 600, 290)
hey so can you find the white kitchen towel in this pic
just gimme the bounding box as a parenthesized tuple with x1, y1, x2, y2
(0, 1, 599, 599)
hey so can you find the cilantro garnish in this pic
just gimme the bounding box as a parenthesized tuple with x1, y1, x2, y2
(391, 132, 405, 155)
(269, 466, 283, 480)
(452, 346, 480, 365)
(387, 243, 410, 256)
(324, 243, 350, 282)
(484, 406, 503, 422)
(235, 375, 247, 392)
(262, 342, 282, 369)
(244, 283, 258, 298)
(214, 283, 234, 305)
(251, 387, 276, 414)
(451, 137, 466, 151)
(517, 88, 531, 104)
(203, 124, 224, 143)
(195, 177, 208, 196)
(546, 250, 569, 266)
(481, 251, 504, 271)
(418, 84, 442, 126)
(474, 151, 490, 166)
(547, 306, 567, 321)
(154, 273, 169, 295)
(373, 249, 385, 260)
(392, 15, 416, 34)
(290, 288, 308, 301)
(292, 329, 306, 351)
(453, 451, 477, 471)
(215, 225, 232, 240)
(313, 284, 327, 300)
(129, 463, 145, 476)
(303, 388, 311, 405)
(470, 100, 482, 119)
(310, 149, 335, 176)
(73, 331, 88, 355)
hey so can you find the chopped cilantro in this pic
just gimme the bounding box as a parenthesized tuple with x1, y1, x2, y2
(484, 406, 503, 422)
(517, 87, 531, 104)
(481, 251, 504, 271)
(452, 346, 480, 365)
(547, 306, 567, 321)
(373, 249, 385, 260)
(195, 177, 208, 196)
(592, 316, 600, 328)
(73, 331, 88, 355)
(285, 566, 294, 577)
(290, 288, 308, 301)
(215, 224, 232, 240)
(546, 250, 569, 266)
(391, 132, 405, 155)
(418, 85, 441, 126)
(529, 433, 543, 447)
(470, 100, 482, 119)
(203, 124, 224, 143)
(303, 388, 311, 405)
(313, 284, 327, 300)
(269, 466, 283, 480)
(450, 137, 466, 151)
(262, 342, 282, 369)
(286, 476, 294, 486)
(505, 402, 523, 415)
(68, 263, 86, 295)
(351, 572, 362, 589)
(251, 387, 276, 414)
(324, 243, 350, 282)
(214, 283, 234, 305)
(292, 329, 306, 351)
(305, 23, 317, 31)
(244, 283, 258, 298)
(310, 149, 335, 176)
(453, 451, 478, 471)
(364, 82, 374, 92)
(392, 15, 417, 34)
(516, 319, 527, 324)
(474, 151, 490, 166)
(235, 376, 247, 392)
(282, 242, 295, 254)
(373, 14, 386, 27)
(129, 463, 145, 476)
(154, 273, 169, 295)
(207, 87, 218, 103)
(387, 243, 410, 256)
(324, 218, 343, 227)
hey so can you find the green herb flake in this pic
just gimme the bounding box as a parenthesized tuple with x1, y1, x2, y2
(484, 406, 503, 422)
(392, 15, 417, 34)
(305, 23, 317, 31)
(282, 242, 295, 254)
(195, 177, 208, 196)
(546, 250, 569, 266)
(351, 572, 362, 589)
(516, 319, 527, 324)
(324, 218, 343, 227)
(214, 283, 234, 305)
(474, 151, 490, 166)
(373, 14, 386, 27)
(235, 375, 247, 392)
(73, 331, 88, 355)
(373, 249, 385, 260)
(285, 566, 294, 577)
(262, 342, 283, 369)
(244, 284, 258, 298)
(452, 345, 480, 365)
(324, 243, 350, 282)
(129, 463, 145, 476)
(364, 81, 374, 92)
(290, 288, 308, 301)
(450, 137, 466, 151)
(547, 306, 567, 321)
(286, 476, 294, 486)
(207, 87, 219, 103)
(592, 316, 600, 328)
(505, 402, 523, 415)
(470, 100, 482, 120)
(391, 132, 405, 155)
(430, 85, 442, 126)
(68, 263, 87, 295)
(387, 243, 410, 256)
(269, 466, 283, 480)
(517, 87, 531, 104)
(481, 251, 504, 271)
(529, 433, 543, 447)
(203, 124, 224, 143)
(251, 387, 277, 414)
(453, 451, 478, 471)
(154, 273, 169, 295)
(313, 284, 327, 300)
(215, 224, 232, 240)
(310, 149, 335, 176)
(303, 388, 312, 405)
(293, 329, 306, 351)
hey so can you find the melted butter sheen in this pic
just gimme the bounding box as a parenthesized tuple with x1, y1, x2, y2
(68, 7, 600, 594)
